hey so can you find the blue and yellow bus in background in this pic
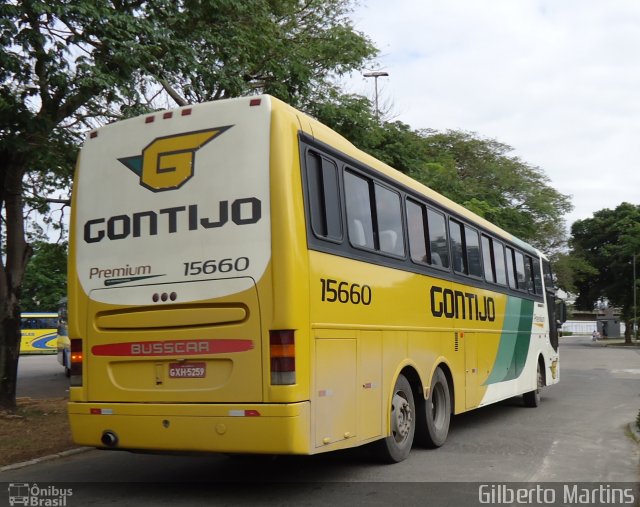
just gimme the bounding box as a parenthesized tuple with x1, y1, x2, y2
(20, 312, 58, 354)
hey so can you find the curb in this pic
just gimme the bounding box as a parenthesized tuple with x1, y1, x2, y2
(0, 447, 93, 473)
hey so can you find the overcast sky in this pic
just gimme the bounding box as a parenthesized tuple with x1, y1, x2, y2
(346, 0, 640, 228)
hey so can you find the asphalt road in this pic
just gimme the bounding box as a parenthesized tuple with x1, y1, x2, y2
(2, 336, 639, 506)
(16, 353, 69, 399)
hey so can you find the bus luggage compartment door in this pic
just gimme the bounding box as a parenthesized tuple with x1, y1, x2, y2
(85, 278, 263, 403)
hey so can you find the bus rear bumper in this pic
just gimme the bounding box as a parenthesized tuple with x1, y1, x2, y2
(68, 401, 311, 455)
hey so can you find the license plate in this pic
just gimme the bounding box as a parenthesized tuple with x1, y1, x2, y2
(168, 362, 206, 378)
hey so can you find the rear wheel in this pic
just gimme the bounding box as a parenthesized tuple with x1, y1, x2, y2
(523, 361, 543, 407)
(373, 374, 415, 463)
(422, 367, 451, 448)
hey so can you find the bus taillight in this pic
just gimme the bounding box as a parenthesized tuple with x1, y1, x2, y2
(269, 330, 295, 385)
(70, 339, 83, 386)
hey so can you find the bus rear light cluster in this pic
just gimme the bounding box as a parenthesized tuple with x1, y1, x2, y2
(269, 330, 296, 385)
(70, 338, 83, 386)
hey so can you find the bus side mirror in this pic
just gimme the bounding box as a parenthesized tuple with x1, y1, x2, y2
(555, 299, 567, 325)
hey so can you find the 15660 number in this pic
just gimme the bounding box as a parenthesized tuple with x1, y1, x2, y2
(183, 257, 249, 276)
(320, 278, 372, 305)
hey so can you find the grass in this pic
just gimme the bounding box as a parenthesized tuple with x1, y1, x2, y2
(0, 397, 77, 467)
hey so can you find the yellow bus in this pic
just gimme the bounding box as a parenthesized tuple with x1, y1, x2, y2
(68, 95, 560, 462)
(20, 312, 58, 354)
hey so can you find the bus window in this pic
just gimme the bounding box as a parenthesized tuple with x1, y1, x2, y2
(449, 220, 465, 274)
(427, 208, 449, 268)
(524, 256, 535, 292)
(344, 170, 374, 249)
(481, 235, 495, 283)
(514, 251, 527, 290)
(406, 199, 427, 264)
(543, 259, 555, 292)
(493, 240, 507, 285)
(374, 184, 404, 256)
(21, 317, 58, 329)
(465, 226, 482, 278)
(506, 247, 517, 289)
(306, 151, 342, 241)
(531, 258, 543, 294)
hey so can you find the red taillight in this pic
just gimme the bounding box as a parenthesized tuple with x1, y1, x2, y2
(70, 339, 83, 386)
(270, 330, 295, 385)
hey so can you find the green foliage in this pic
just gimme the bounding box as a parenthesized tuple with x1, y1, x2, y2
(415, 131, 572, 253)
(551, 252, 598, 295)
(570, 203, 640, 341)
(20, 241, 67, 312)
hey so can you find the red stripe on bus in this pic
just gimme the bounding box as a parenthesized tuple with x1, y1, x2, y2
(91, 339, 253, 357)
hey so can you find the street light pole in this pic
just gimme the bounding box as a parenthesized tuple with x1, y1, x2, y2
(634, 253, 637, 340)
(363, 71, 389, 122)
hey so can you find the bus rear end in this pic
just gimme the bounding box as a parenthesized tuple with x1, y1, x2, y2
(68, 96, 311, 454)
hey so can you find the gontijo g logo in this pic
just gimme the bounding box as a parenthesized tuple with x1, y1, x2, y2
(118, 126, 232, 192)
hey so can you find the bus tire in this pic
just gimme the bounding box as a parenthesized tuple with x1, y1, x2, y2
(523, 361, 543, 407)
(373, 374, 415, 463)
(422, 367, 451, 448)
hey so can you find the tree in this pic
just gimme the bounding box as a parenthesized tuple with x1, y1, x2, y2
(0, 0, 376, 410)
(20, 240, 67, 312)
(308, 92, 572, 253)
(570, 203, 640, 344)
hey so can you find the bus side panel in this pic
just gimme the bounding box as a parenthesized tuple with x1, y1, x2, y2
(263, 105, 312, 405)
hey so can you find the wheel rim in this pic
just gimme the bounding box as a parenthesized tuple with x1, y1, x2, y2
(431, 383, 446, 430)
(391, 391, 413, 445)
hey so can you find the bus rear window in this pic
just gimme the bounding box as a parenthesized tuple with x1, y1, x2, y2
(306, 151, 342, 241)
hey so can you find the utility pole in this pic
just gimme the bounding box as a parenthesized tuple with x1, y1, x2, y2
(634, 253, 637, 340)
(363, 71, 389, 122)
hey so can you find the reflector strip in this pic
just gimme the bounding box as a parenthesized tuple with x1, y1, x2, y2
(90, 408, 114, 415)
(229, 410, 261, 417)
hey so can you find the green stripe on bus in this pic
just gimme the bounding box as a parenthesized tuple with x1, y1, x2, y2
(483, 297, 534, 385)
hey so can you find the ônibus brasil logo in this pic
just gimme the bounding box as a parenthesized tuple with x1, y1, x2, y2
(118, 126, 232, 192)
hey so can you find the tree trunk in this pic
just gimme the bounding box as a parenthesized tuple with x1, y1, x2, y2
(0, 311, 21, 411)
(0, 163, 31, 411)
